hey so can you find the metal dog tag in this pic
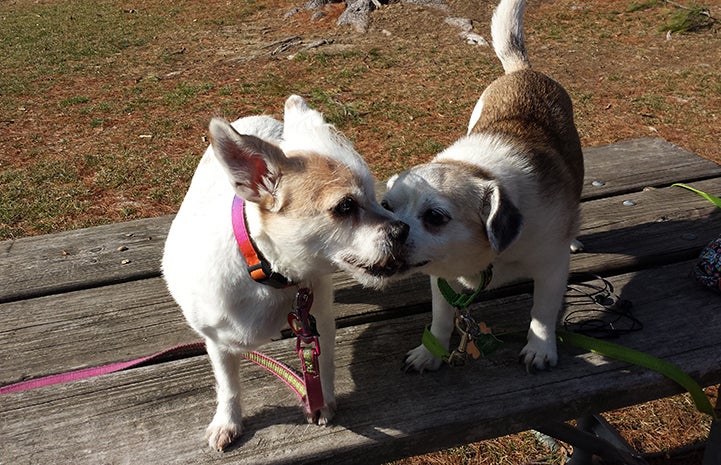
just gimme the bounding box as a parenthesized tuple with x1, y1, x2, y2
(465, 340, 481, 359)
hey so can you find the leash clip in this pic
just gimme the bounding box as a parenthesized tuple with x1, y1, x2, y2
(288, 288, 319, 344)
(288, 287, 324, 415)
(448, 311, 483, 364)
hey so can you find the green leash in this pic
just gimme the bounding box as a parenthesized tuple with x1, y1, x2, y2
(558, 182, 719, 419)
(424, 183, 721, 418)
(557, 330, 717, 421)
(672, 182, 721, 208)
(437, 267, 493, 308)
(424, 324, 717, 420)
(423, 263, 717, 420)
(427, 267, 502, 364)
(422, 325, 453, 363)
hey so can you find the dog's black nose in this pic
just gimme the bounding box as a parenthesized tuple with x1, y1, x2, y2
(388, 220, 409, 243)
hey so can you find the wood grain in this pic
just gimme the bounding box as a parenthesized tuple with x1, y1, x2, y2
(2, 178, 719, 385)
(1, 261, 719, 465)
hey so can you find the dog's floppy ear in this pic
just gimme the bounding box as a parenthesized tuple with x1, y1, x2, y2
(480, 182, 523, 254)
(208, 117, 285, 206)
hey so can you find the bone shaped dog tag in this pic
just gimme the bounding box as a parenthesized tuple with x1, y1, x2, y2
(465, 340, 481, 359)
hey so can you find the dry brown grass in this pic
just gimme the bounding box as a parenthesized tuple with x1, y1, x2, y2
(391, 386, 717, 464)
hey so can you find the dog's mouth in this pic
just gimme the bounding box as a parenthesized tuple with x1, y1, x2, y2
(342, 256, 430, 278)
(343, 255, 404, 278)
(411, 259, 430, 268)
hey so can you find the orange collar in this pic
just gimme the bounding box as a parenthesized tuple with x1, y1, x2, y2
(231, 196, 294, 289)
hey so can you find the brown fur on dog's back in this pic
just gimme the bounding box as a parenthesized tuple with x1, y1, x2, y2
(469, 69, 584, 201)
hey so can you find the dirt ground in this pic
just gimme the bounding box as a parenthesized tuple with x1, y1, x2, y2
(1, 0, 719, 462)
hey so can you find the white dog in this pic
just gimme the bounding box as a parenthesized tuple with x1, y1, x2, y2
(162, 95, 408, 451)
(381, 0, 584, 373)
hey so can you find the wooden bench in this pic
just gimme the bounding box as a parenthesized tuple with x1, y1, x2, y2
(2, 138, 720, 464)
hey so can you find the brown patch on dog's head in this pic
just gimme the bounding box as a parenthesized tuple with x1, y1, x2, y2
(271, 151, 363, 216)
(209, 96, 410, 287)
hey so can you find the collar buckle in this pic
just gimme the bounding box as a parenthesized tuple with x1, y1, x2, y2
(248, 262, 294, 289)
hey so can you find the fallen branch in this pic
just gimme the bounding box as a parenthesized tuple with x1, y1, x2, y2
(303, 39, 335, 50)
(262, 36, 302, 50)
(270, 40, 303, 55)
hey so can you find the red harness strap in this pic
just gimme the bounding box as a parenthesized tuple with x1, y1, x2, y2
(231, 195, 293, 289)
(288, 288, 325, 415)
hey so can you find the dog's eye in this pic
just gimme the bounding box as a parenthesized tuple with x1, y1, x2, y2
(423, 208, 450, 227)
(381, 200, 393, 212)
(332, 197, 358, 218)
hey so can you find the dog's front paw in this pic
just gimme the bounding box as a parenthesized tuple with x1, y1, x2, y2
(307, 400, 337, 426)
(519, 338, 558, 372)
(206, 421, 243, 452)
(403, 344, 444, 373)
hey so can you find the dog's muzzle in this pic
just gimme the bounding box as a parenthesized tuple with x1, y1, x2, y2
(342, 220, 410, 278)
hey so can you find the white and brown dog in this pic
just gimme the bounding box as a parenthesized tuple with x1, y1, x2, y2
(162, 95, 408, 451)
(381, 0, 584, 373)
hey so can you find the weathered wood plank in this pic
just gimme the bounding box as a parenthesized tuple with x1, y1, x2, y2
(0, 277, 198, 386)
(2, 260, 719, 465)
(2, 139, 718, 303)
(575, 177, 721, 272)
(580, 138, 721, 199)
(0, 217, 168, 303)
(2, 178, 719, 386)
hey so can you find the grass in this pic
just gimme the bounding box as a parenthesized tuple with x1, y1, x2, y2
(163, 82, 216, 108)
(0, 162, 91, 237)
(660, 5, 715, 32)
(308, 88, 363, 127)
(627, 0, 660, 13)
(625, 0, 715, 32)
(0, 2, 155, 97)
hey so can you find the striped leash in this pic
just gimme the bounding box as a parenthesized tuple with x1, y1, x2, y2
(0, 342, 307, 402)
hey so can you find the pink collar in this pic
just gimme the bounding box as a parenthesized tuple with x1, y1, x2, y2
(231, 196, 293, 288)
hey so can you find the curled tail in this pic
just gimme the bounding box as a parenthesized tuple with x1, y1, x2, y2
(491, 0, 530, 74)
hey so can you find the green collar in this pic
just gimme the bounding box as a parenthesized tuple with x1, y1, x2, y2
(425, 266, 497, 364)
(436, 266, 493, 309)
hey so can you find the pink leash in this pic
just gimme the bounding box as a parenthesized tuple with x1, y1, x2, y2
(0, 342, 307, 403)
(0, 342, 205, 395)
(287, 288, 325, 414)
(232, 195, 325, 414)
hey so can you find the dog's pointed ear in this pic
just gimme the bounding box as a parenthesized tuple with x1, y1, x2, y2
(282, 94, 328, 142)
(208, 117, 285, 206)
(481, 182, 523, 254)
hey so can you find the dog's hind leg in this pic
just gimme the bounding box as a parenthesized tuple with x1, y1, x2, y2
(205, 341, 245, 451)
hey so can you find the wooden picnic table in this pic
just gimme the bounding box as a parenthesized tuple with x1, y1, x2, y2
(1, 138, 720, 464)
